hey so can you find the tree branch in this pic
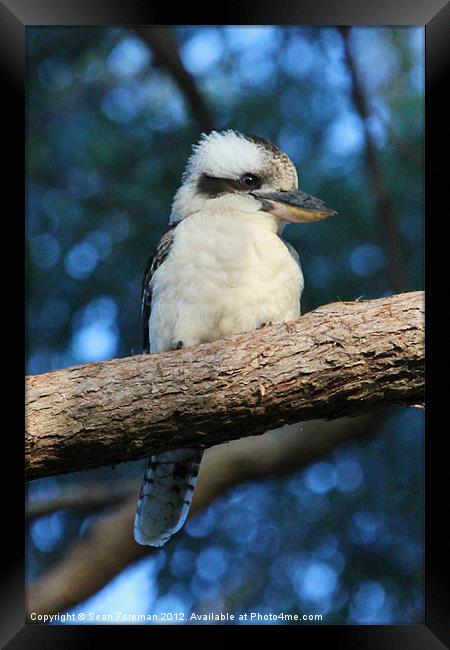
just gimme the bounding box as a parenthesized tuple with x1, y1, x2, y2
(26, 292, 424, 481)
(26, 484, 135, 523)
(339, 27, 406, 293)
(27, 413, 379, 616)
(133, 26, 214, 133)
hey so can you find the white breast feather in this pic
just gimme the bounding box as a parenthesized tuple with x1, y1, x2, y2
(149, 209, 303, 353)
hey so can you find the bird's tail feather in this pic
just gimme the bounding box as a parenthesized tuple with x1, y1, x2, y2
(134, 448, 203, 547)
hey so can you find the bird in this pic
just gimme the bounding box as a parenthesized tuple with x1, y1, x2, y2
(134, 129, 336, 547)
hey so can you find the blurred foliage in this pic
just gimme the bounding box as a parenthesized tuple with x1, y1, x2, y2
(26, 26, 424, 624)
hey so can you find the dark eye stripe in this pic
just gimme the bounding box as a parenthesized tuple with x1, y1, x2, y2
(197, 174, 244, 197)
(197, 173, 263, 198)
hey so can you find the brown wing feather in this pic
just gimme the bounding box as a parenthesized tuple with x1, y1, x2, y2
(142, 225, 177, 353)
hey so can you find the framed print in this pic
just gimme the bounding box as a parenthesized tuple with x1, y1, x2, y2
(2, 0, 447, 647)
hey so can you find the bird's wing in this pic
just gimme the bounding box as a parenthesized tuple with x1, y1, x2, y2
(281, 238, 301, 269)
(142, 225, 177, 353)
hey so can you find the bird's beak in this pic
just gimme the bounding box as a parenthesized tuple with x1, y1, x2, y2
(251, 189, 337, 223)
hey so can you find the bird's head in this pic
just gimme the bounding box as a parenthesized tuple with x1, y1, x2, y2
(170, 130, 337, 226)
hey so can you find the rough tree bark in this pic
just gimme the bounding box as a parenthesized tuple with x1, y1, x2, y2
(26, 292, 424, 481)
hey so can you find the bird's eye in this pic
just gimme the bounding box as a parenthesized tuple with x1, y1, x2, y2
(240, 173, 261, 189)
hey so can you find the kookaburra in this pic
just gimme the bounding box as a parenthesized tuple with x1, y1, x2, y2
(134, 130, 336, 547)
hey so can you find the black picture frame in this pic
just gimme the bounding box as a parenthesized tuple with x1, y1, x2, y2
(3, 1, 448, 647)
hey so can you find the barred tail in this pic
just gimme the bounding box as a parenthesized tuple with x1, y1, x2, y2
(134, 448, 203, 547)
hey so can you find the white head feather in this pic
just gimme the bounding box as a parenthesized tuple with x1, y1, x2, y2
(185, 130, 267, 180)
(170, 130, 297, 224)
